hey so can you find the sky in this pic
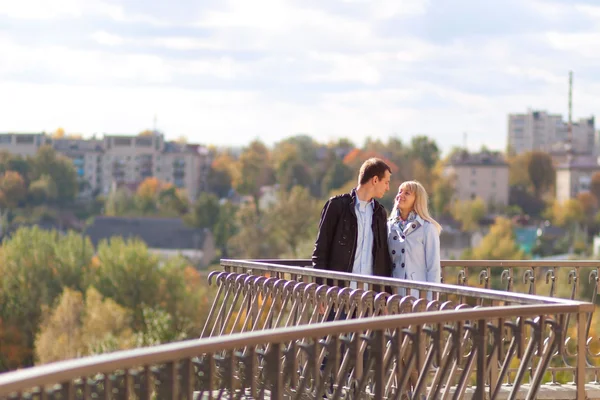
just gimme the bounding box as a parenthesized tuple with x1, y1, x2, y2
(1, 0, 599, 153)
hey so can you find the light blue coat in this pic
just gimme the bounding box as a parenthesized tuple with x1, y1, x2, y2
(387, 214, 441, 299)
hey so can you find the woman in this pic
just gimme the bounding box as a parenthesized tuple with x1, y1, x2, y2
(387, 180, 442, 299)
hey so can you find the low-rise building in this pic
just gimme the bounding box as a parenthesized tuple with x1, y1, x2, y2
(444, 150, 510, 208)
(86, 216, 216, 268)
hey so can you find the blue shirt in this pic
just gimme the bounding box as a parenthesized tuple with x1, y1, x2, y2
(352, 198, 374, 280)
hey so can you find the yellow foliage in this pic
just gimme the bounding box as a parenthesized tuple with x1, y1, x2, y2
(471, 217, 527, 260)
(450, 197, 487, 231)
(548, 199, 584, 227)
(136, 177, 169, 199)
(52, 127, 65, 138)
(34, 287, 133, 365)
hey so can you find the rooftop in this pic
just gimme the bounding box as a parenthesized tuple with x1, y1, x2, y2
(448, 150, 508, 167)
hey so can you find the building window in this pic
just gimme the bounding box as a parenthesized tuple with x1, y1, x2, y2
(114, 138, 131, 146)
(16, 135, 34, 144)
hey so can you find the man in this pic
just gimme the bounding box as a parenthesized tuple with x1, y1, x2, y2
(312, 157, 392, 289)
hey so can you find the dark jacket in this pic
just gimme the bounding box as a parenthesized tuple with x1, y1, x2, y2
(311, 189, 392, 288)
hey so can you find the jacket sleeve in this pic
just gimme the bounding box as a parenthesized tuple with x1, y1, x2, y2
(311, 198, 340, 270)
(424, 223, 441, 284)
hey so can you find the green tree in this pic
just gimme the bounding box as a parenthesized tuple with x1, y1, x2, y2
(30, 146, 78, 206)
(410, 136, 440, 169)
(269, 186, 320, 257)
(526, 151, 555, 198)
(321, 160, 354, 196)
(90, 237, 163, 330)
(157, 186, 189, 216)
(213, 201, 238, 258)
(189, 192, 220, 229)
(471, 217, 527, 260)
(450, 197, 487, 231)
(28, 174, 58, 205)
(0, 227, 85, 367)
(432, 176, 455, 217)
(232, 140, 275, 213)
(104, 188, 135, 216)
(229, 203, 283, 258)
(272, 142, 313, 193)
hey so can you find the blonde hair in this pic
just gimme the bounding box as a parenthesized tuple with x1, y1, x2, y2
(390, 180, 442, 235)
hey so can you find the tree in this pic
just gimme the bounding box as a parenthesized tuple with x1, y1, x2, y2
(28, 175, 58, 205)
(577, 192, 598, 217)
(229, 204, 284, 258)
(30, 146, 78, 206)
(135, 177, 169, 215)
(471, 217, 527, 260)
(0, 171, 26, 209)
(432, 177, 455, 217)
(232, 140, 274, 212)
(81, 287, 133, 355)
(450, 197, 487, 231)
(547, 199, 584, 228)
(526, 151, 555, 198)
(0, 227, 80, 367)
(104, 188, 135, 216)
(157, 187, 189, 216)
(321, 160, 354, 196)
(52, 127, 66, 139)
(410, 136, 440, 169)
(188, 192, 220, 230)
(269, 186, 320, 257)
(213, 201, 238, 258)
(207, 151, 236, 198)
(35, 288, 84, 364)
(90, 237, 163, 330)
(591, 172, 600, 203)
(35, 287, 134, 364)
(509, 185, 545, 217)
(508, 153, 531, 188)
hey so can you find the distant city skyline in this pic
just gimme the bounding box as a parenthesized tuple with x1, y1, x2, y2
(1, 0, 599, 152)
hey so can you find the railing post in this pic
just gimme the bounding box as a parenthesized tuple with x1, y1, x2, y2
(577, 310, 586, 400)
(475, 319, 487, 400)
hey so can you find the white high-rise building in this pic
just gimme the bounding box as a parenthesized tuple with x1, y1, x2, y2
(507, 110, 595, 156)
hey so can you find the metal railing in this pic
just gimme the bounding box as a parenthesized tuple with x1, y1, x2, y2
(0, 258, 594, 400)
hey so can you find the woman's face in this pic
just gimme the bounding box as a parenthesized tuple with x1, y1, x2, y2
(396, 185, 416, 211)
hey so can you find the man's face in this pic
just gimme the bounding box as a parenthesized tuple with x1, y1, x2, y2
(373, 170, 391, 198)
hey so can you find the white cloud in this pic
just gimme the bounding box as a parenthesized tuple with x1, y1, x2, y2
(545, 32, 600, 60)
(1, 0, 599, 154)
(0, 0, 123, 20)
(91, 31, 124, 46)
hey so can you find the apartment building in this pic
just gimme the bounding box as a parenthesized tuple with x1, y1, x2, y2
(555, 155, 600, 202)
(0, 131, 210, 201)
(508, 110, 595, 156)
(0, 132, 50, 156)
(444, 150, 510, 207)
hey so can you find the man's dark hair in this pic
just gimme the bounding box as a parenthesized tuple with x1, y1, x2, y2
(358, 158, 391, 185)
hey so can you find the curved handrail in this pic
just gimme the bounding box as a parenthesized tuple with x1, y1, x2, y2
(0, 303, 588, 396)
(221, 259, 590, 306)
